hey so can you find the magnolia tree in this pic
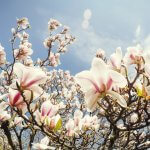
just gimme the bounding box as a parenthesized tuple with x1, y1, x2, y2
(0, 18, 150, 150)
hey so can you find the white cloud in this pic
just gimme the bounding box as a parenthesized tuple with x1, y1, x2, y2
(73, 26, 127, 63)
(81, 20, 89, 30)
(133, 25, 150, 51)
(82, 9, 92, 29)
(135, 25, 141, 39)
(83, 9, 92, 20)
(133, 25, 141, 43)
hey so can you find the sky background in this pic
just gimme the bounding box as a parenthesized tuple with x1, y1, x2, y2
(0, 0, 150, 74)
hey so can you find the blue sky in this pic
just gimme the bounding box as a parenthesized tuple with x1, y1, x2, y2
(0, 0, 150, 74)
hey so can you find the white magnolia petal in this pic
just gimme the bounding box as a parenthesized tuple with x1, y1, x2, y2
(41, 101, 58, 118)
(108, 91, 127, 108)
(116, 47, 122, 60)
(29, 85, 43, 98)
(13, 63, 24, 81)
(34, 110, 41, 125)
(24, 67, 47, 86)
(75, 70, 94, 92)
(110, 47, 122, 70)
(109, 70, 127, 88)
(85, 89, 100, 111)
(14, 63, 47, 86)
(41, 101, 52, 116)
(90, 57, 108, 85)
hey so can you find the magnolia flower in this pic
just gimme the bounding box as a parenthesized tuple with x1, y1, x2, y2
(73, 109, 83, 131)
(0, 44, 6, 65)
(45, 114, 61, 130)
(65, 118, 75, 136)
(134, 78, 150, 100)
(49, 52, 60, 67)
(13, 63, 47, 96)
(81, 115, 92, 130)
(34, 100, 58, 125)
(75, 57, 127, 111)
(110, 47, 122, 71)
(17, 17, 30, 29)
(9, 63, 47, 108)
(43, 37, 52, 48)
(14, 43, 33, 60)
(123, 45, 143, 66)
(48, 19, 61, 31)
(41, 101, 58, 119)
(32, 136, 55, 150)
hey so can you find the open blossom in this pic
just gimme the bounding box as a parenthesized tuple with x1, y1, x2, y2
(65, 110, 100, 136)
(32, 136, 55, 150)
(110, 47, 122, 71)
(14, 43, 33, 60)
(34, 100, 59, 127)
(49, 52, 60, 67)
(48, 19, 61, 31)
(9, 63, 47, 108)
(0, 44, 6, 65)
(75, 57, 127, 111)
(43, 37, 52, 48)
(81, 114, 100, 131)
(17, 17, 30, 29)
(123, 45, 143, 66)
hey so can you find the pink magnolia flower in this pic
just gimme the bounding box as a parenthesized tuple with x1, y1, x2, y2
(34, 100, 58, 125)
(9, 63, 47, 108)
(75, 57, 127, 111)
(32, 136, 55, 150)
(41, 101, 58, 118)
(123, 45, 143, 66)
(14, 43, 33, 60)
(48, 19, 61, 31)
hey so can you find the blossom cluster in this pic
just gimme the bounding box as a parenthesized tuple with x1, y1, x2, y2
(0, 17, 149, 150)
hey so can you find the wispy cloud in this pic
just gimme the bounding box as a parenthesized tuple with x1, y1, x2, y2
(73, 26, 128, 63)
(135, 25, 141, 39)
(82, 9, 92, 30)
(133, 25, 150, 51)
